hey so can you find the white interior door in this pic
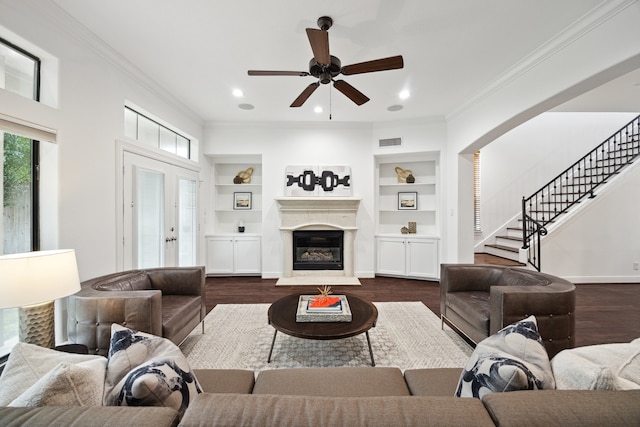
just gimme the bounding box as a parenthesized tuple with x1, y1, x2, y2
(123, 151, 198, 270)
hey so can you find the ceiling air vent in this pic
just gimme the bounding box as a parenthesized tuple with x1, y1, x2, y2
(379, 137, 402, 148)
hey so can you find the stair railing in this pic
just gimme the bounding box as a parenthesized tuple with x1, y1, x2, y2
(522, 114, 640, 271)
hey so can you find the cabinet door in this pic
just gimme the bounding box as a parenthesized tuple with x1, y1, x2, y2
(406, 238, 439, 279)
(206, 237, 234, 274)
(234, 236, 261, 274)
(376, 237, 407, 276)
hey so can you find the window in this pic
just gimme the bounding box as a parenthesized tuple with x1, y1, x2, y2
(0, 37, 40, 101)
(1, 132, 39, 359)
(0, 38, 41, 360)
(473, 151, 481, 232)
(124, 107, 193, 160)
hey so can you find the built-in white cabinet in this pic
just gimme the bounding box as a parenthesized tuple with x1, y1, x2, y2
(205, 154, 262, 275)
(376, 236, 439, 279)
(206, 234, 261, 275)
(375, 152, 440, 279)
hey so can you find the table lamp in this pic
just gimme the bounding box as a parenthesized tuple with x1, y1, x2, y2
(0, 249, 81, 348)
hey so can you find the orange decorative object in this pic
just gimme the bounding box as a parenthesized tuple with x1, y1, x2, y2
(309, 295, 341, 308)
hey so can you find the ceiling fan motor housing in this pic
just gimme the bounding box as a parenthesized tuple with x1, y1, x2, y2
(308, 56, 341, 84)
(317, 16, 333, 31)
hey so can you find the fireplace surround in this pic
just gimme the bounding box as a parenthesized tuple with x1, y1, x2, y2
(275, 197, 360, 283)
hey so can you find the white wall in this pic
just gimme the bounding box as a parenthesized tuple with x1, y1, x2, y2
(0, 1, 204, 280)
(204, 122, 375, 277)
(444, 2, 640, 265)
(477, 112, 637, 244)
(204, 119, 448, 278)
(477, 112, 640, 282)
(543, 161, 640, 282)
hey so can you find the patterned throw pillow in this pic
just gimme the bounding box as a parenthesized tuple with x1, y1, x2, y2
(103, 324, 201, 414)
(455, 315, 555, 398)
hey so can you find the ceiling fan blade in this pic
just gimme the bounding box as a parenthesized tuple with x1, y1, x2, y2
(341, 55, 404, 75)
(290, 82, 320, 107)
(333, 80, 370, 106)
(248, 70, 310, 76)
(306, 28, 330, 65)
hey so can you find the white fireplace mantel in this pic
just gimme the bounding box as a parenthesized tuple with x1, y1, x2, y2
(275, 197, 361, 282)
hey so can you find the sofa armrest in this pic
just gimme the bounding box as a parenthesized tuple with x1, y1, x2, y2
(146, 266, 205, 297)
(67, 289, 162, 356)
(489, 278, 575, 358)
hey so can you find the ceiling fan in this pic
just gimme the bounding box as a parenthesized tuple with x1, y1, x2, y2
(248, 16, 404, 107)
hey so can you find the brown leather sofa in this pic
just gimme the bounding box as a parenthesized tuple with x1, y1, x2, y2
(440, 264, 575, 358)
(67, 266, 206, 356)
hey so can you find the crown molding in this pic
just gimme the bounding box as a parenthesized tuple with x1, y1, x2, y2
(446, 0, 638, 122)
(44, 1, 203, 125)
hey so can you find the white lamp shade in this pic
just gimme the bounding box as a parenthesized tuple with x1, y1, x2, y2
(0, 249, 81, 309)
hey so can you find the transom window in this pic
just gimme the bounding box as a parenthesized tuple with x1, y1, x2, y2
(0, 37, 40, 101)
(125, 107, 193, 160)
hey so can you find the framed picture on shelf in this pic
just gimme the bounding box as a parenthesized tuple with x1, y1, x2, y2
(233, 192, 252, 210)
(398, 192, 417, 210)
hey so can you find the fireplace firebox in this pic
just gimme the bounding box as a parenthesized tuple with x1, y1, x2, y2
(293, 230, 344, 270)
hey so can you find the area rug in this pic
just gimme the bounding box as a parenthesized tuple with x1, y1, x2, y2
(180, 302, 473, 372)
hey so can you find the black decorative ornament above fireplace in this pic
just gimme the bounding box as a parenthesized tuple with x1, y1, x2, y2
(293, 230, 344, 270)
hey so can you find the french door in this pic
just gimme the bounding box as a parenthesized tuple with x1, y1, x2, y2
(122, 151, 198, 270)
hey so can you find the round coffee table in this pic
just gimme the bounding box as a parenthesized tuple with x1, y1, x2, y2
(267, 293, 378, 366)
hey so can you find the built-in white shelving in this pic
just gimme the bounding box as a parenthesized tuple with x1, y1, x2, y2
(374, 152, 440, 279)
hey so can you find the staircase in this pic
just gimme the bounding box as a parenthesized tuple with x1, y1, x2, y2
(485, 114, 640, 270)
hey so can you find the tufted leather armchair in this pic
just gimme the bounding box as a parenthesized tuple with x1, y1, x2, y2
(440, 264, 575, 358)
(67, 266, 206, 356)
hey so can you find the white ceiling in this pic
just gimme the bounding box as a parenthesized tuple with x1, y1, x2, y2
(51, 0, 640, 123)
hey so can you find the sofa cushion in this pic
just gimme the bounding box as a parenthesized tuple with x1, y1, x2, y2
(455, 315, 554, 398)
(404, 368, 463, 396)
(180, 393, 496, 427)
(498, 269, 550, 287)
(253, 367, 410, 396)
(0, 342, 105, 406)
(0, 406, 179, 427)
(92, 272, 151, 291)
(103, 324, 201, 415)
(482, 389, 640, 427)
(446, 291, 490, 332)
(9, 359, 106, 407)
(192, 368, 255, 394)
(161, 295, 202, 337)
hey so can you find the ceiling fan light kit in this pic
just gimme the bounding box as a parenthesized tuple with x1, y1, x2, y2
(248, 16, 404, 109)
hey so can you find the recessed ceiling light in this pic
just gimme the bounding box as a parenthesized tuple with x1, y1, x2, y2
(387, 104, 403, 112)
(314, 106, 323, 113)
(232, 89, 244, 97)
(399, 90, 410, 100)
(238, 103, 254, 110)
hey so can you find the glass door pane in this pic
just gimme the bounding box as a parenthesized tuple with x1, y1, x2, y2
(1, 131, 33, 357)
(177, 177, 197, 266)
(135, 167, 164, 268)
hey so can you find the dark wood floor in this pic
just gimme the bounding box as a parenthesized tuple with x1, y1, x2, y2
(205, 254, 639, 348)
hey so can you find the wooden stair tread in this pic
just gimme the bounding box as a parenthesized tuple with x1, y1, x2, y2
(496, 235, 522, 242)
(485, 243, 519, 253)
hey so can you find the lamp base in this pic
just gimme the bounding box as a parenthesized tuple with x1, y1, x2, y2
(19, 301, 55, 348)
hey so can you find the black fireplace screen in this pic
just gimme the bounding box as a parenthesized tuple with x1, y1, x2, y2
(293, 230, 344, 270)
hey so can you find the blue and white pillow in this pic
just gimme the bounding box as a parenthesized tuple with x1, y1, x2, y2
(103, 324, 201, 414)
(455, 315, 555, 398)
